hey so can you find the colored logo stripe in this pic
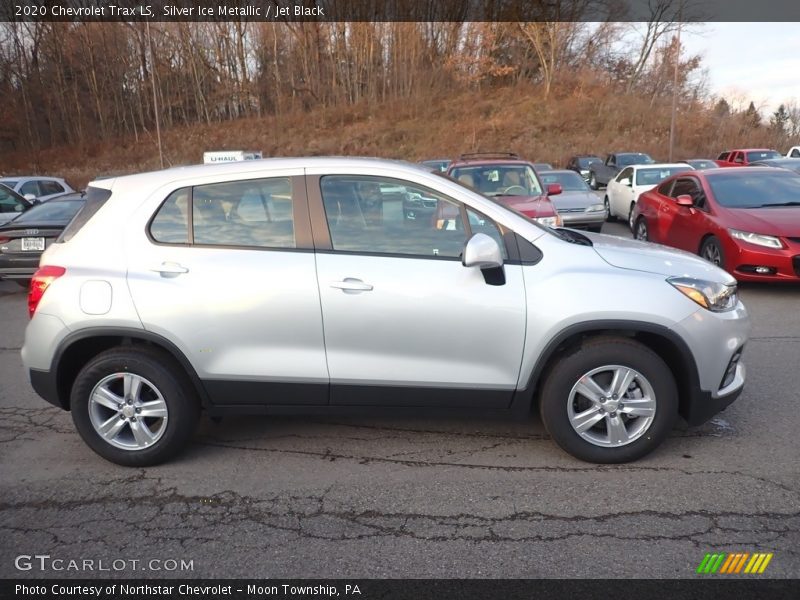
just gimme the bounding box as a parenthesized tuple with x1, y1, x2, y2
(697, 552, 773, 574)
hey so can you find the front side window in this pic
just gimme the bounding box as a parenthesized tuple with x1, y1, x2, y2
(0, 187, 25, 213)
(616, 167, 634, 183)
(321, 176, 469, 259)
(466, 208, 508, 259)
(20, 181, 40, 196)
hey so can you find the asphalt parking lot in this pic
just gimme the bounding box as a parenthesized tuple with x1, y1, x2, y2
(1, 221, 798, 579)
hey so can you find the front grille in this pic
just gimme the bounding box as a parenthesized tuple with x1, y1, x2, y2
(793, 255, 800, 277)
(557, 208, 585, 214)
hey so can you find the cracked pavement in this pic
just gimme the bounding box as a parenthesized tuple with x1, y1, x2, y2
(1, 236, 799, 579)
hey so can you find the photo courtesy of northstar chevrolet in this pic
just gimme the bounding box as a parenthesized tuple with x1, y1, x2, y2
(22, 157, 749, 467)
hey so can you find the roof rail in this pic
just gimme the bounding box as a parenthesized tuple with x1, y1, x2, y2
(459, 152, 520, 161)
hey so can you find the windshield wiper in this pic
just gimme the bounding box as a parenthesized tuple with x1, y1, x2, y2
(552, 227, 593, 246)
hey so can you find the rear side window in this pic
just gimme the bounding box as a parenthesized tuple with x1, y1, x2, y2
(40, 180, 65, 195)
(150, 188, 190, 243)
(149, 178, 295, 249)
(58, 186, 112, 243)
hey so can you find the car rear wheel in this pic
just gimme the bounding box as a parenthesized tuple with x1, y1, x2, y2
(634, 217, 649, 241)
(700, 236, 725, 269)
(539, 337, 678, 463)
(70, 346, 200, 466)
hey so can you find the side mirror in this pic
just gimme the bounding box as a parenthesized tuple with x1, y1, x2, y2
(620, 177, 631, 186)
(675, 194, 694, 207)
(23, 193, 37, 202)
(462, 232, 503, 270)
(546, 183, 562, 196)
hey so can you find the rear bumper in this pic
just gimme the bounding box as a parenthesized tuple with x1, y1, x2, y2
(29, 368, 64, 409)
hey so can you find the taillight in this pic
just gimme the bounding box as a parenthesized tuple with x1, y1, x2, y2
(28, 266, 65, 318)
(0, 236, 10, 244)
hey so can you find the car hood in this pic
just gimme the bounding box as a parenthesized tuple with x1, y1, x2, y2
(551, 191, 601, 210)
(720, 206, 800, 237)
(493, 194, 556, 217)
(583, 231, 735, 283)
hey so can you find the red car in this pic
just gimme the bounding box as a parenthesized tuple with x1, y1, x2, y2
(446, 153, 562, 227)
(632, 167, 800, 282)
(715, 148, 782, 167)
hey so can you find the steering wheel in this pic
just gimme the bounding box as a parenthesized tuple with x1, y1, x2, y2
(502, 185, 527, 195)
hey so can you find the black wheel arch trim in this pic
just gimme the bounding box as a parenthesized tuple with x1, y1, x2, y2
(48, 327, 212, 410)
(517, 319, 704, 422)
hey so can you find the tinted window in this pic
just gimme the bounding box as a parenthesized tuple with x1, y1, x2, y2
(150, 188, 190, 244)
(322, 176, 467, 258)
(707, 171, 800, 208)
(656, 180, 674, 196)
(617, 167, 634, 182)
(59, 187, 112, 243)
(13, 199, 83, 224)
(538, 171, 590, 191)
(20, 181, 40, 196)
(192, 178, 295, 248)
(791, 149, 800, 158)
(635, 166, 692, 186)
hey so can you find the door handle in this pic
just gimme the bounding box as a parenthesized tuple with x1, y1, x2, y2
(151, 262, 189, 277)
(330, 278, 373, 293)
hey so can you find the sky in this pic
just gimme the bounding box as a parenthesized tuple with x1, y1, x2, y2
(679, 22, 800, 115)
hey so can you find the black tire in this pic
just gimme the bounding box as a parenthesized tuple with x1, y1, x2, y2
(70, 346, 200, 467)
(628, 202, 637, 232)
(604, 196, 616, 222)
(539, 337, 678, 463)
(590, 172, 599, 190)
(700, 236, 725, 269)
(634, 216, 649, 241)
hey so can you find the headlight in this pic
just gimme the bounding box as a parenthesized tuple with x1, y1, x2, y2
(587, 203, 605, 212)
(535, 215, 562, 227)
(667, 277, 737, 312)
(728, 229, 783, 249)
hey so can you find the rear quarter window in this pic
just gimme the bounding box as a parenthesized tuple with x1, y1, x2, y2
(58, 186, 111, 243)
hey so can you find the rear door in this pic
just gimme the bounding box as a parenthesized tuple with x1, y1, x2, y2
(126, 170, 329, 407)
(306, 172, 527, 408)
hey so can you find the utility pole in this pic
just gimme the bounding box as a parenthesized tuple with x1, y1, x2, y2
(146, 21, 164, 168)
(668, 6, 683, 162)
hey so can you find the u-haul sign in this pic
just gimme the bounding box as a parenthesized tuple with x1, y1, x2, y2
(203, 151, 263, 164)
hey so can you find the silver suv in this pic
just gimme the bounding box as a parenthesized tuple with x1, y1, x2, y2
(22, 158, 750, 466)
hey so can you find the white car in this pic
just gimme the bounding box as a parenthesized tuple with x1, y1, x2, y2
(605, 163, 694, 229)
(787, 146, 800, 158)
(0, 176, 75, 202)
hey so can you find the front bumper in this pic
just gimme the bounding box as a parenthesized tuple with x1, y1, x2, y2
(682, 362, 745, 426)
(727, 238, 800, 282)
(558, 211, 606, 228)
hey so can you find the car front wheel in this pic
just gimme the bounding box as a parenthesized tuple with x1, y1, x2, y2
(70, 347, 200, 466)
(634, 217, 649, 241)
(539, 337, 678, 463)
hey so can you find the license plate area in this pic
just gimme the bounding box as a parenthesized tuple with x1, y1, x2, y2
(21, 237, 45, 251)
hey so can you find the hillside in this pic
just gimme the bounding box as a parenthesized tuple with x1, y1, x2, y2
(0, 82, 790, 189)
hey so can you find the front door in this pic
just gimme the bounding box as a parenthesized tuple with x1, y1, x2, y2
(309, 173, 527, 408)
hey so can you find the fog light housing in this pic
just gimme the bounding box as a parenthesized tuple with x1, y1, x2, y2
(739, 265, 777, 275)
(720, 348, 743, 389)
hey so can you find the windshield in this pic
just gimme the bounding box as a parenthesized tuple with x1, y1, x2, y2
(577, 157, 602, 168)
(448, 164, 543, 196)
(12, 199, 83, 224)
(635, 166, 692, 186)
(539, 171, 590, 191)
(707, 171, 800, 208)
(617, 154, 654, 167)
(746, 150, 781, 162)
